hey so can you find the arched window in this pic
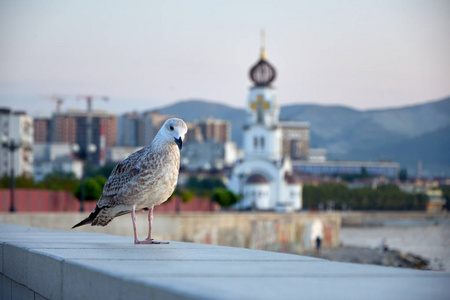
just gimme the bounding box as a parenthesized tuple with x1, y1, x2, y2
(260, 136, 265, 149)
(254, 136, 258, 149)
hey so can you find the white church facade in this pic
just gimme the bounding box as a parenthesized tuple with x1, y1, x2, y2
(228, 43, 302, 211)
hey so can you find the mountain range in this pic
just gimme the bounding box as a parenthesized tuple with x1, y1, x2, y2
(157, 97, 450, 177)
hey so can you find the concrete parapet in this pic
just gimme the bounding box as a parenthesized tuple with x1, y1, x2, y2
(0, 212, 341, 253)
(342, 211, 449, 227)
(1, 223, 449, 300)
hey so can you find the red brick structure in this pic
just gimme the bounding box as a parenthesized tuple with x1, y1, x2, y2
(0, 189, 219, 213)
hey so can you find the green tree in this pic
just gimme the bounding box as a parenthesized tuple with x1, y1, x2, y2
(0, 175, 35, 188)
(180, 189, 195, 203)
(184, 176, 226, 197)
(399, 168, 408, 181)
(361, 167, 369, 178)
(88, 163, 116, 178)
(37, 171, 79, 191)
(74, 176, 107, 201)
(212, 188, 239, 207)
(14, 175, 36, 188)
(303, 183, 427, 211)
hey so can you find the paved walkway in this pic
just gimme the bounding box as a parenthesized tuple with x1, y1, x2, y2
(1, 223, 449, 300)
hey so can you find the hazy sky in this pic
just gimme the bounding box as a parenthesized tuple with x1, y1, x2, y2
(1, 0, 449, 116)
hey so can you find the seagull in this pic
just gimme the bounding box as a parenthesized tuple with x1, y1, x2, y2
(72, 118, 188, 244)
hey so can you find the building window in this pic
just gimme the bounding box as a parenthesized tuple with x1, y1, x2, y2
(260, 137, 265, 149)
(254, 136, 258, 149)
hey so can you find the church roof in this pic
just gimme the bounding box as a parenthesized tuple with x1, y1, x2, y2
(249, 32, 276, 87)
(249, 55, 276, 87)
(246, 174, 269, 184)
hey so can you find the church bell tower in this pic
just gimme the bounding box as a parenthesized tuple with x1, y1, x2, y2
(228, 31, 302, 212)
(244, 31, 282, 161)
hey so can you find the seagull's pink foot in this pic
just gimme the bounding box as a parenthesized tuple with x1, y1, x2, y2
(135, 238, 169, 244)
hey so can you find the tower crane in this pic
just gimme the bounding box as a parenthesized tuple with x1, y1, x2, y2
(43, 95, 66, 113)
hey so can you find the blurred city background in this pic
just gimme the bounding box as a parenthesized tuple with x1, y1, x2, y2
(0, 1, 449, 272)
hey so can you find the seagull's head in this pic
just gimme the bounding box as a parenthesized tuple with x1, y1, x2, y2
(161, 118, 188, 150)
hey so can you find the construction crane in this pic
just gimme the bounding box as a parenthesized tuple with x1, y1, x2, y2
(76, 95, 109, 114)
(43, 95, 66, 113)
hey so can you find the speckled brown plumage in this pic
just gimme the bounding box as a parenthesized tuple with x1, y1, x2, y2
(72, 118, 188, 240)
(92, 144, 180, 226)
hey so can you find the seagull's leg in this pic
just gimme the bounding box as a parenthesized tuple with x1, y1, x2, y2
(138, 206, 169, 244)
(131, 206, 141, 244)
(145, 207, 154, 241)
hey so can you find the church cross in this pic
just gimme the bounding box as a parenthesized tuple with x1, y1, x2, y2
(250, 95, 270, 111)
(251, 95, 270, 124)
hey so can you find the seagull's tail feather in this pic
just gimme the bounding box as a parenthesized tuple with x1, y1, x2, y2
(72, 205, 104, 229)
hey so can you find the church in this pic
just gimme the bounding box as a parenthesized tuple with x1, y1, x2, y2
(228, 41, 302, 211)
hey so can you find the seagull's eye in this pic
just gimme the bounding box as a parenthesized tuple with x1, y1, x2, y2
(169, 126, 174, 131)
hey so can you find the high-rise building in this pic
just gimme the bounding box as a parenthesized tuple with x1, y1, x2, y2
(0, 108, 34, 177)
(52, 113, 77, 144)
(116, 110, 174, 147)
(196, 117, 230, 143)
(185, 123, 204, 143)
(52, 110, 117, 165)
(117, 112, 140, 147)
(33, 117, 52, 143)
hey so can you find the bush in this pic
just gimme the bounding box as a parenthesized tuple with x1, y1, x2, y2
(38, 171, 79, 191)
(180, 189, 195, 203)
(212, 188, 239, 207)
(303, 183, 427, 211)
(0, 171, 80, 192)
(74, 176, 107, 201)
(185, 176, 226, 197)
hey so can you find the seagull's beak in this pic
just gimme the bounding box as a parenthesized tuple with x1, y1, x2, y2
(174, 137, 183, 150)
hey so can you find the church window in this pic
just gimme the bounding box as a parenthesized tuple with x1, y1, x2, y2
(260, 137, 265, 149)
(254, 136, 258, 149)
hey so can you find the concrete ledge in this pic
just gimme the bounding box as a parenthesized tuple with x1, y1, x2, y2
(0, 212, 342, 251)
(1, 223, 449, 300)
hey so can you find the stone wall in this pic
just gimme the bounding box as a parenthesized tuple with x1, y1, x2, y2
(341, 211, 449, 227)
(0, 212, 341, 253)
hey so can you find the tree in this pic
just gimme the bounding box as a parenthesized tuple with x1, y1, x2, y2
(399, 168, 408, 181)
(88, 163, 116, 178)
(184, 176, 226, 197)
(179, 189, 195, 203)
(37, 171, 79, 191)
(212, 188, 239, 207)
(303, 183, 427, 211)
(361, 167, 368, 178)
(0, 171, 80, 192)
(13, 175, 35, 188)
(441, 187, 450, 211)
(74, 176, 107, 201)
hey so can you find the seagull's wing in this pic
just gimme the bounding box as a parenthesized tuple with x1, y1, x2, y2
(97, 147, 147, 207)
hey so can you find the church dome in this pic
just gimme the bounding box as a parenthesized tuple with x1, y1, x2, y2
(249, 48, 276, 87)
(246, 174, 269, 184)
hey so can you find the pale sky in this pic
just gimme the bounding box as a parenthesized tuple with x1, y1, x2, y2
(0, 0, 449, 116)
